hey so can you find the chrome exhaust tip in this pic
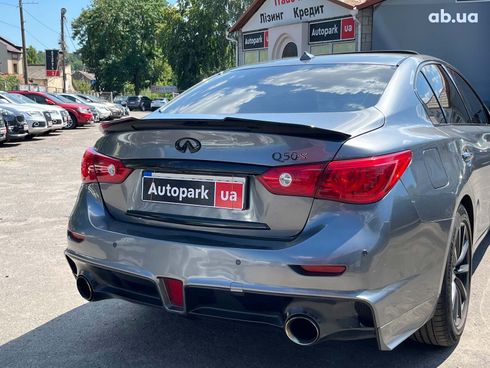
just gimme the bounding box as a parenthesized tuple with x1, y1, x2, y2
(285, 315, 320, 346)
(76, 275, 94, 301)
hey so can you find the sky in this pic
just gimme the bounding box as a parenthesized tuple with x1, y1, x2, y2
(0, 0, 91, 51)
(0, 0, 176, 52)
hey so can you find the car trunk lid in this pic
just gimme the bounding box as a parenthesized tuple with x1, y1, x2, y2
(93, 110, 383, 239)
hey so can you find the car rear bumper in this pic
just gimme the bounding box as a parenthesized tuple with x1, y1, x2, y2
(66, 183, 452, 350)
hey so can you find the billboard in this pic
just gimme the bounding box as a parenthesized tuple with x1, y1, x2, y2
(372, 0, 490, 106)
(45, 49, 60, 77)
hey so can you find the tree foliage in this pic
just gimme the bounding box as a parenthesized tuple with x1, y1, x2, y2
(26, 45, 38, 65)
(161, 0, 252, 90)
(72, 0, 169, 94)
(72, 0, 253, 92)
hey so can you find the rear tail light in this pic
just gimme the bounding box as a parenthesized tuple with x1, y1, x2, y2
(81, 147, 132, 184)
(162, 278, 184, 308)
(257, 150, 412, 204)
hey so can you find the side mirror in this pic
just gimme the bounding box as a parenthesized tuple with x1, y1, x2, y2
(46, 100, 56, 105)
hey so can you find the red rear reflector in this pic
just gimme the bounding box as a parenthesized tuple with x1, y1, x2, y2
(297, 265, 347, 276)
(67, 229, 85, 243)
(257, 150, 412, 204)
(163, 278, 184, 308)
(81, 147, 132, 184)
(316, 150, 412, 204)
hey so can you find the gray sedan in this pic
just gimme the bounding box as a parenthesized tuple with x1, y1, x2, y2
(66, 52, 490, 352)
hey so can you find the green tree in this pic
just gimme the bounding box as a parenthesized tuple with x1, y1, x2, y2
(26, 45, 38, 65)
(161, 0, 252, 90)
(67, 52, 84, 72)
(36, 50, 45, 64)
(72, 0, 169, 94)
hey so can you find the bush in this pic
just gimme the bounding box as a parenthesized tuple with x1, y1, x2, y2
(73, 79, 93, 93)
(0, 75, 20, 91)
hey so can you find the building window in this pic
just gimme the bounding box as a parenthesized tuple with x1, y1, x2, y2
(332, 41, 356, 54)
(310, 43, 333, 56)
(13, 63, 18, 74)
(282, 42, 298, 58)
(244, 49, 268, 65)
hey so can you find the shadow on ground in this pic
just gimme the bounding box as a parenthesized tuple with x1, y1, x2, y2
(0, 300, 456, 368)
(1, 236, 487, 368)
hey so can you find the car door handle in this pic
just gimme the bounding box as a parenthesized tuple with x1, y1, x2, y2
(462, 151, 474, 162)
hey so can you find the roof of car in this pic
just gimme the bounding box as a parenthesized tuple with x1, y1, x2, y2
(233, 52, 420, 72)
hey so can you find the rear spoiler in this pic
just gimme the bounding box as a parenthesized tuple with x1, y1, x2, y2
(100, 117, 350, 141)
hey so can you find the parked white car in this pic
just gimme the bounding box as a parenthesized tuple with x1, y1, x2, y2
(151, 98, 168, 111)
(0, 94, 51, 137)
(0, 92, 66, 132)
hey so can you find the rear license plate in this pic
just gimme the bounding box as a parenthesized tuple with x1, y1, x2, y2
(142, 172, 246, 210)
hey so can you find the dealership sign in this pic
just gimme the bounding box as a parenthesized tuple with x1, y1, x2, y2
(310, 17, 355, 43)
(244, 31, 269, 50)
(45, 49, 60, 77)
(151, 85, 178, 93)
(242, 0, 353, 32)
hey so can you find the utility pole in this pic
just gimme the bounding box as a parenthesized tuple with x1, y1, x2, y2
(19, 0, 29, 84)
(60, 8, 67, 92)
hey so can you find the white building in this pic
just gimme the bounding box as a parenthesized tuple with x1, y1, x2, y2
(229, 0, 379, 65)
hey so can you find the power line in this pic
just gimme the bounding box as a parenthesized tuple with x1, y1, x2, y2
(0, 2, 17, 7)
(64, 23, 77, 51)
(24, 7, 59, 35)
(25, 29, 50, 49)
(0, 19, 20, 29)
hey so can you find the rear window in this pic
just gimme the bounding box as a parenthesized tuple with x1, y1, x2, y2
(161, 64, 396, 114)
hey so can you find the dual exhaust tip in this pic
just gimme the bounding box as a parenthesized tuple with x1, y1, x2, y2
(284, 315, 320, 346)
(76, 275, 320, 346)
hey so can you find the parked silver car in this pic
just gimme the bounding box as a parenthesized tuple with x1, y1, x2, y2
(58, 93, 111, 121)
(75, 94, 124, 119)
(66, 52, 490, 351)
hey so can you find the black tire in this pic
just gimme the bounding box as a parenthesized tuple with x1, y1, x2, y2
(67, 114, 78, 129)
(25, 134, 34, 140)
(141, 103, 146, 112)
(412, 204, 472, 347)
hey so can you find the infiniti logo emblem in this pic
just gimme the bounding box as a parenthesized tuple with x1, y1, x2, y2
(175, 137, 201, 153)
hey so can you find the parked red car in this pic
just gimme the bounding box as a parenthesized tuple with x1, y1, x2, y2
(11, 91, 94, 129)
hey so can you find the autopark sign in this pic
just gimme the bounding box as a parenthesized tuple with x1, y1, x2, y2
(309, 17, 355, 43)
(243, 31, 269, 50)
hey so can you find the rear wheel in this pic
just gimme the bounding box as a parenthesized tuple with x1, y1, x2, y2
(67, 114, 78, 129)
(412, 204, 472, 346)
